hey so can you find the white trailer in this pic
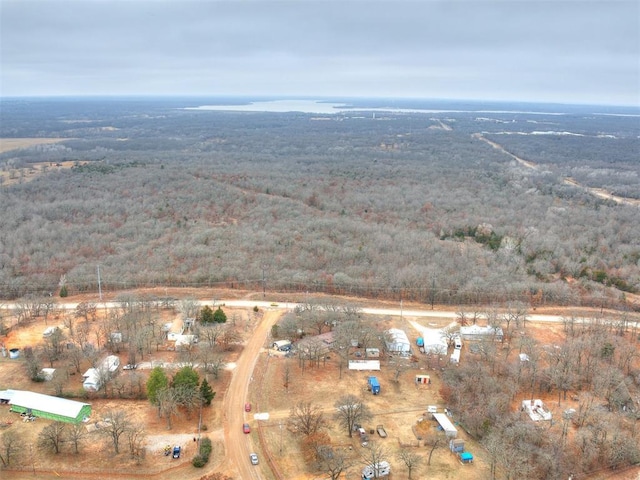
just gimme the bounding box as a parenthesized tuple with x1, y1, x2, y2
(433, 413, 458, 438)
(450, 348, 461, 363)
(348, 360, 380, 371)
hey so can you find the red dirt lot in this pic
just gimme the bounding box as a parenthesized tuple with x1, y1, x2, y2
(1, 288, 639, 480)
(0, 302, 242, 480)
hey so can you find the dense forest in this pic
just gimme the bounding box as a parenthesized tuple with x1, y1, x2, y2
(0, 97, 639, 309)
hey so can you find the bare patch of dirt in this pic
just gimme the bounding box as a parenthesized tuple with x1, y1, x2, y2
(252, 313, 492, 479)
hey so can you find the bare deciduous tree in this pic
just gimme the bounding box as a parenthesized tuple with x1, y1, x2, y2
(66, 422, 88, 454)
(288, 401, 325, 436)
(318, 446, 348, 480)
(179, 297, 200, 320)
(360, 441, 389, 479)
(396, 448, 422, 479)
(334, 395, 371, 438)
(75, 302, 97, 323)
(157, 388, 179, 430)
(126, 422, 146, 462)
(98, 410, 132, 454)
(0, 430, 24, 467)
(282, 360, 292, 391)
(424, 430, 443, 465)
(37, 421, 67, 454)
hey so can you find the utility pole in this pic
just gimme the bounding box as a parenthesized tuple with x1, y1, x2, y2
(197, 396, 203, 448)
(97, 265, 102, 302)
(261, 264, 268, 298)
(279, 421, 283, 454)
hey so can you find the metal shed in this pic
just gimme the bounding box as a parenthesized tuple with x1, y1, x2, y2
(6, 390, 91, 424)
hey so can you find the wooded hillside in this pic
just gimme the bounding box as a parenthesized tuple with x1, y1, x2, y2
(1, 98, 638, 308)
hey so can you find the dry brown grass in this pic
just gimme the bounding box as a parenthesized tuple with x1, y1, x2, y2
(0, 138, 68, 154)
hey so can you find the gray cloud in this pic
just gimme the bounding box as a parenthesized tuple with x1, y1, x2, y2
(1, 0, 638, 105)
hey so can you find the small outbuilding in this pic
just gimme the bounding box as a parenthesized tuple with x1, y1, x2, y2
(5, 390, 91, 424)
(365, 348, 380, 358)
(385, 328, 411, 354)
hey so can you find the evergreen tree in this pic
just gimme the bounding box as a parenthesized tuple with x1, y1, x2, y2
(172, 366, 200, 391)
(199, 379, 215, 406)
(213, 306, 227, 324)
(199, 305, 214, 324)
(146, 366, 169, 405)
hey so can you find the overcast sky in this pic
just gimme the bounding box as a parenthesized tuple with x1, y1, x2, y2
(1, 0, 638, 106)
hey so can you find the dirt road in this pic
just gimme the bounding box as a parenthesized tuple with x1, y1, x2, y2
(219, 310, 281, 479)
(473, 133, 640, 207)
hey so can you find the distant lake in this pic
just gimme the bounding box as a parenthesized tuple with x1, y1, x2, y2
(184, 99, 638, 117)
(186, 99, 353, 114)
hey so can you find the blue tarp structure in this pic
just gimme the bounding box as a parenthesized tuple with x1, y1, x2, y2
(460, 452, 473, 463)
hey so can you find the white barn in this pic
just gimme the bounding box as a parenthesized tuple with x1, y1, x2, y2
(385, 328, 411, 353)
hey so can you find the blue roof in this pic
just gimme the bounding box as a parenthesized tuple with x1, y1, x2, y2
(460, 452, 473, 460)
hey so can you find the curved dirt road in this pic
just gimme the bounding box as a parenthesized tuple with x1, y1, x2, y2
(220, 309, 281, 479)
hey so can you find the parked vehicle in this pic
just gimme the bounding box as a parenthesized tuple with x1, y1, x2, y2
(250, 453, 259, 465)
(362, 460, 391, 479)
(367, 376, 380, 395)
(244, 402, 251, 412)
(123, 363, 138, 370)
(272, 340, 292, 351)
(376, 424, 387, 438)
(243, 423, 250, 434)
(172, 445, 181, 458)
(43, 326, 60, 338)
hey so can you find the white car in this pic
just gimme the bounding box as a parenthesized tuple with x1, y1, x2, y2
(250, 453, 259, 465)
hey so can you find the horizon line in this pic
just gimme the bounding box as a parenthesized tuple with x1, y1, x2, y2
(1, 94, 638, 109)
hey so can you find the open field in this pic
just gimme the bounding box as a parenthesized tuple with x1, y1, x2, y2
(0, 136, 75, 185)
(0, 138, 69, 154)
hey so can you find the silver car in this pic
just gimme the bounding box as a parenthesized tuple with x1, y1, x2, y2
(250, 453, 259, 465)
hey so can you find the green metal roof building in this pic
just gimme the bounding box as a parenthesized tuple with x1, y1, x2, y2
(1, 389, 91, 424)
